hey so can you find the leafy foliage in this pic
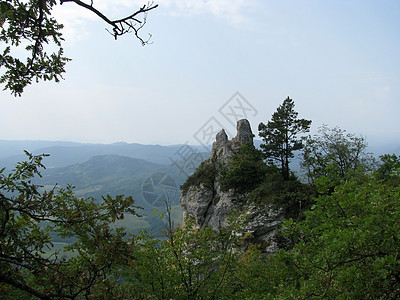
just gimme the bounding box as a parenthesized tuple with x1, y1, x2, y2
(135, 162, 400, 299)
(376, 154, 400, 186)
(0, 152, 139, 299)
(301, 125, 375, 192)
(0, 0, 157, 96)
(125, 211, 245, 299)
(2, 130, 399, 298)
(180, 160, 215, 195)
(222, 142, 267, 194)
(0, 0, 69, 96)
(247, 171, 315, 220)
(1, 149, 400, 299)
(270, 172, 400, 299)
(258, 97, 311, 180)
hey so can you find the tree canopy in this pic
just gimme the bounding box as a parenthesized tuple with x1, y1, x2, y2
(222, 142, 267, 194)
(2, 127, 400, 299)
(0, 152, 139, 299)
(301, 125, 375, 192)
(0, 0, 157, 96)
(258, 97, 311, 180)
(267, 166, 400, 299)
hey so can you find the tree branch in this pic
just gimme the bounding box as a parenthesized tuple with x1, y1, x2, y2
(1, 275, 52, 300)
(60, 0, 158, 43)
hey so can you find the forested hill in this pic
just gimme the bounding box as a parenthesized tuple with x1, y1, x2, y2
(36, 154, 188, 209)
(0, 140, 209, 222)
(1, 139, 398, 168)
(0, 140, 209, 170)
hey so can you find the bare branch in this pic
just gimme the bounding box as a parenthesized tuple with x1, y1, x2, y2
(60, 0, 158, 44)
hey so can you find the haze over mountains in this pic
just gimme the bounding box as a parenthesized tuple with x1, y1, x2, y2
(1, 139, 399, 237)
(0, 140, 213, 207)
(0, 140, 209, 168)
(1, 138, 399, 179)
(0, 140, 213, 237)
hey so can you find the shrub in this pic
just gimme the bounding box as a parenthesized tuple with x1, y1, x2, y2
(222, 143, 267, 194)
(181, 161, 215, 194)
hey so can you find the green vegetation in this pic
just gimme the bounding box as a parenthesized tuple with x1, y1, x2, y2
(180, 160, 215, 194)
(4, 1, 398, 297)
(222, 142, 267, 194)
(37, 154, 187, 238)
(247, 174, 315, 219)
(0, 152, 139, 299)
(126, 159, 400, 298)
(38, 154, 185, 202)
(376, 154, 400, 186)
(0, 0, 157, 96)
(302, 125, 375, 189)
(266, 168, 400, 299)
(126, 212, 245, 299)
(2, 97, 400, 299)
(259, 97, 312, 180)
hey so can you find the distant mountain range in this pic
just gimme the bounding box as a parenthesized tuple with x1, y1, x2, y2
(0, 140, 212, 238)
(1, 139, 398, 178)
(37, 154, 187, 209)
(0, 140, 210, 170)
(0, 140, 213, 209)
(1, 139, 399, 238)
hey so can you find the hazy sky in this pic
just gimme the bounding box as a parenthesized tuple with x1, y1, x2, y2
(1, 0, 399, 147)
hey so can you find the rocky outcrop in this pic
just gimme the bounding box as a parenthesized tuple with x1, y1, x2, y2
(180, 119, 284, 253)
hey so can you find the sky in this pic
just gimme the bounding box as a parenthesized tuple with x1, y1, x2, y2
(1, 0, 400, 148)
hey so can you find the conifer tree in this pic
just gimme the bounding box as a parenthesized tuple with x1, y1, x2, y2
(258, 97, 311, 180)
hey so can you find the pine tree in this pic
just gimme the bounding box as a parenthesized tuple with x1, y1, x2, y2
(258, 97, 311, 180)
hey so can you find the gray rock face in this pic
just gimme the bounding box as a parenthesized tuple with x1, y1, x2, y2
(180, 119, 284, 253)
(211, 119, 253, 166)
(180, 184, 213, 227)
(231, 119, 254, 152)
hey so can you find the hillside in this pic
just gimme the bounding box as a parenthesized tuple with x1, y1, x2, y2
(38, 154, 186, 208)
(35, 154, 189, 238)
(0, 141, 210, 237)
(0, 140, 210, 169)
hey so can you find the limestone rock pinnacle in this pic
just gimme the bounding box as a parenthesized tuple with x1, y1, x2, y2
(180, 119, 284, 253)
(231, 119, 254, 152)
